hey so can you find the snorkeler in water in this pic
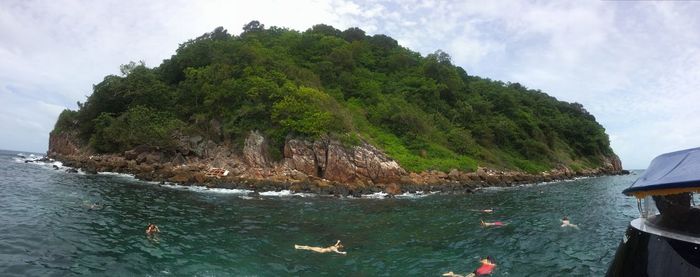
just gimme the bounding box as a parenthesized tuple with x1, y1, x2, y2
(146, 223, 160, 236)
(294, 240, 347, 255)
(82, 201, 102, 210)
(443, 256, 497, 276)
(561, 216, 579, 229)
(480, 220, 505, 227)
(474, 256, 496, 275)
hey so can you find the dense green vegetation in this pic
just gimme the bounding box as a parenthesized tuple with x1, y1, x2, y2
(53, 21, 614, 173)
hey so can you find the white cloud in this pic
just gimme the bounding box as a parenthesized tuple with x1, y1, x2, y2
(0, 0, 341, 152)
(0, 86, 65, 152)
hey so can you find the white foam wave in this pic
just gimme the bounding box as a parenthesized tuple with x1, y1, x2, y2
(395, 191, 438, 199)
(477, 176, 597, 192)
(476, 186, 506, 192)
(356, 191, 438, 199)
(205, 187, 255, 194)
(259, 190, 293, 196)
(361, 192, 389, 199)
(257, 190, 316, 197)
(12, 157, 34, 163)
(14, 155, 67, 170)
(97, 171, 136, 179)
(159, 183, 253, 194)
(293, 192, 316, 198)
(569, 176, 591, 182)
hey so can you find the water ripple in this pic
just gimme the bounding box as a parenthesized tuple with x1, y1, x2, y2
(0, 150, 640, 276)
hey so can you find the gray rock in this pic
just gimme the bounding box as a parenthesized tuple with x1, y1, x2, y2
(172, 153, 186, 165)
(243, 131, 270, 167)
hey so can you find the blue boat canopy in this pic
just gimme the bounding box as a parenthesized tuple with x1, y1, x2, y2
(624, 147, 700, 197)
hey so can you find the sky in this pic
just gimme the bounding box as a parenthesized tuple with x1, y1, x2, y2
(1, 0, 699, 169)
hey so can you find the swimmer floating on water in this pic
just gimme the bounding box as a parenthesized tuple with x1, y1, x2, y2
(561, 216, 579, 229)
(294, 240, 346, 255)
(443, 256, 497, 276)
(480, 220, 505, 227)
(442, 272, 469, 277)
(82, 201, 102, 210)
(470, 208, 494, 213)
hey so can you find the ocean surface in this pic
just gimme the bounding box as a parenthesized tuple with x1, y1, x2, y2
(0, 149, 641, 276)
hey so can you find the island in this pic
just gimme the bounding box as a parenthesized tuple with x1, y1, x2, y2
(47, 21, 624, 196)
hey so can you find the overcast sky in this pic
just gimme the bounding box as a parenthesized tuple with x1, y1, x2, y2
(1, 0, 699, 169)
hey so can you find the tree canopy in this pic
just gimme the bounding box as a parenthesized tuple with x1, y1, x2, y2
(53, 21, 615, 173)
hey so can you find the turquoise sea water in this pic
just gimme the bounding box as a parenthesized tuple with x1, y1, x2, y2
(0, 149, 640, 276)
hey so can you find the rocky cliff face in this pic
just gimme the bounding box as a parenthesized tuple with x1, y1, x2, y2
(47, 129, 626, 195)
(281, 137, 406, 184)
(48, 131, 82, 157)
(607, 154, 624, 173)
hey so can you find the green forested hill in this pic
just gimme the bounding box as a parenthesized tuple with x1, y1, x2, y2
(53, 21, 615, 173)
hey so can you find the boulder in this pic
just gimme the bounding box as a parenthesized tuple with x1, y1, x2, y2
(187, 135, 205, 157)
(124, 150, 138, 160)
(172, 153, 186, 165)
(321, 141, 357, 183)
(400, 175, 415, 184)
(84, 166, 98, 174)
(351, 142, 406, 184)
(421, 172, 442, 184)
(193, 173, 206, 183)
(384, 183, 401, 195)
(135, 153, 147, 164)
(136, 164, 154, 174)
(447, 169, 460, 181)
(243, 131, 271, 168)
(203, 140, 218, 157)
(434, 170, 448, 179)
(169, 173, 190, 183)
(284, 139, 317, 176)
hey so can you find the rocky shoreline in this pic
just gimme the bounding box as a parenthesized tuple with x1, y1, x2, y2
(47, 130, 627, 197)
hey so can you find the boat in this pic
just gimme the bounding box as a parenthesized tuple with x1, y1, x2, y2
(607, 147, 700, 276)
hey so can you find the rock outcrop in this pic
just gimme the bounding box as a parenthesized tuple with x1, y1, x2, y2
(603, 154, 624, 173)
(48, 130, 82, 157)
(283, 138, 406, 184)
(243, 131, 271, 168)
(46, 129, 626, 196)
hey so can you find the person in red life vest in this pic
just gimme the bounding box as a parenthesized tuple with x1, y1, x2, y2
(475, 256, 496, 275)
(443, 256, 497, 276)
